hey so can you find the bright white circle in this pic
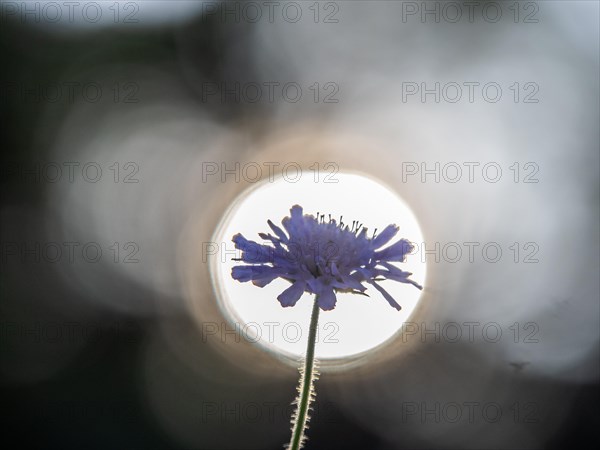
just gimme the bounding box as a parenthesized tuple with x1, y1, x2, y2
(210, 172, 426, 364)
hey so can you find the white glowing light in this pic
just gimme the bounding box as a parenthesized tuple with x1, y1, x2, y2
(210, 172, 426, 363)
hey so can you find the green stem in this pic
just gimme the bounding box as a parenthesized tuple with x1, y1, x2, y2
(288, 297, 320, 450)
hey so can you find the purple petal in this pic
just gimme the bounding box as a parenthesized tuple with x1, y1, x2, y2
(268, 220, 289, 243)
(330, 261, 341, 277)
(232, 233, 252, 250)
(282, 205, 307, 238)
(374, 239, 414, 262)
(370, 280, 401, 310)
(290, 205, 303, 219)
(231, 266, 278, 286)
(232, 234, 273, 263)
(253, 276, 279, 288)
(331, 275, 366, 292)
(378, 262, 423, 289)
(372, 225, 399, 249)
(317, 286, 337, 311)
(277, 281, 306, 307)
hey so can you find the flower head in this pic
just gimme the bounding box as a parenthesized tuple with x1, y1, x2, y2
(231, 205, 422, 311)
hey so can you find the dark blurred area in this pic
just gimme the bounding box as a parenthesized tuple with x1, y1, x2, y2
(1, 1, 599, 449)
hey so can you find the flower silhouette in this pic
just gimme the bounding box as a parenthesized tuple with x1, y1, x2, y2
(231, 205, 422, 311)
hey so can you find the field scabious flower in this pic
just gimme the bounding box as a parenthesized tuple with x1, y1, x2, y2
(231, 205, 422, 311)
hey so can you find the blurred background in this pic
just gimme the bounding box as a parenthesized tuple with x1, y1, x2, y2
(1, 1, 598, 449)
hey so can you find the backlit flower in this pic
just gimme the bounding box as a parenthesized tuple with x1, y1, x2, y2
(231, 205, 422, 311)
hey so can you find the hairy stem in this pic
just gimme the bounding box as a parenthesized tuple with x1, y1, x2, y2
(287, 297, 320, 450)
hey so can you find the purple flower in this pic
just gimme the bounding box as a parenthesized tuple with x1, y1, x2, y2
(231, 205, 422, 311)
